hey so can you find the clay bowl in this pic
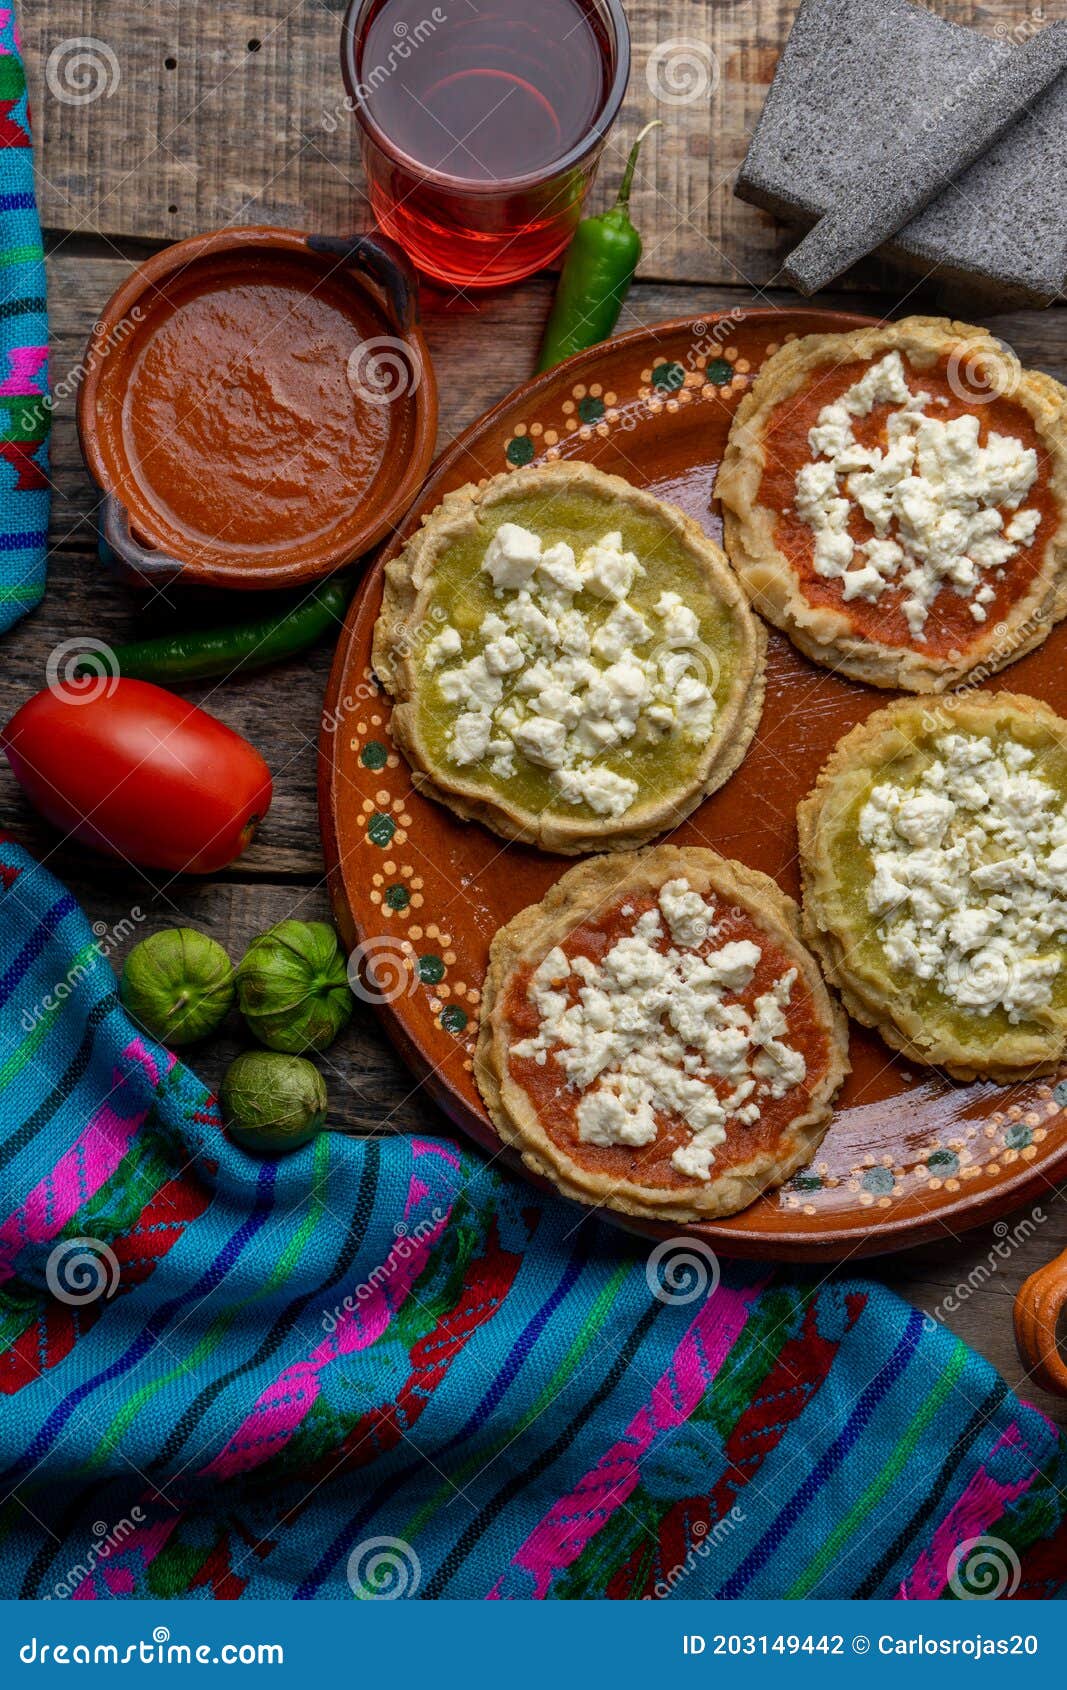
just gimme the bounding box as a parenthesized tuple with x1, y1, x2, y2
(78, 226, 437, 591)
(1015, 1249, 1067, 1397)
(321, 306, 1067, 1263)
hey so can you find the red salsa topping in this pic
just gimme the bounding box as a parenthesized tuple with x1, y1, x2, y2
(758, 355, 1054, 656)
(502, 890, 832, 1188)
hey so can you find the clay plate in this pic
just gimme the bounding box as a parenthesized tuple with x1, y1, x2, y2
(320, 308, 1067, 1260)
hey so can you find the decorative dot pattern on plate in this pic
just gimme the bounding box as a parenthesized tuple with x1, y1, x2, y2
(500, 352, 756, 474)
(779, 1077, 1064, 1214)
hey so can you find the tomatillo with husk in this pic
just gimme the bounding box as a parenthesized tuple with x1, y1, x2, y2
(221, 1051, 327, 1155)
(120, 928, 234, 1046)
(236, 920, 354, 1053)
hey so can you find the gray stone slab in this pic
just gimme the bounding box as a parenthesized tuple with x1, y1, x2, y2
(886, 67, 1067, 306)
(783, 21, 1067, 294)
(737, 0, 1067, 305)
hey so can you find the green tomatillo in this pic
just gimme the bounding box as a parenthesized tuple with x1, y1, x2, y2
(221, 1051, 326, 1156)
(536, 121, 662, 373)
(236, 919, 354, 1053)
(119, 928, 235, 1047)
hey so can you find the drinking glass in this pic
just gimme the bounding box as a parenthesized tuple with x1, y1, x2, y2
(341, 0, 631, 288)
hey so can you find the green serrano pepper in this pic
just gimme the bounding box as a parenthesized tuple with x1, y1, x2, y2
(536, 121, 661, 374)
(85, 578, 352, 684)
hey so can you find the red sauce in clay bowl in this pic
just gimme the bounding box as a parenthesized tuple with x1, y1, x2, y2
(78, 227, 437, 589)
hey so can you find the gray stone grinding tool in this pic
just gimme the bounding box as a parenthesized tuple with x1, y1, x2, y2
(737, 0, 1067, 305)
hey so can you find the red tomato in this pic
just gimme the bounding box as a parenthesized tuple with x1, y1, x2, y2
(2, 679, 273, 873)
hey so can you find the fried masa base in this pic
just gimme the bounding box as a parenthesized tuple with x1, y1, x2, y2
(475, 844, 850, 1224)
(798, 692, 1067, 1081)
(372, 461, 767, 855)
(716, 315, 1067, 693)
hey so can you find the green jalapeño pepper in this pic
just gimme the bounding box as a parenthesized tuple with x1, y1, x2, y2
(81, 578, 352, 685)
(537, 121, 661, 374)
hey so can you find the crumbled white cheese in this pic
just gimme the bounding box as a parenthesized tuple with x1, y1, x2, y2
(450, 710, 492, 766)
(659, 876, 712, 948)
(577, 1080, 657, 1147)
(512, 715, 568, 769)
(483, 522, 542, 590)
(655, 591, 701, 646)
(581, 531, 643, 600)
(511, 880, 809, 1181)
(592, 601, 653, 662)
(858, 731, 1067, 1020)
(554, 767, 639, 816)
(432, 521, 719, 816)
(795, 351, 1041, 639)
(483, 634, 525, 676)
(424, 626, 462, 669)
(438, 654, 503, 711)
(537, 541, 583, 595)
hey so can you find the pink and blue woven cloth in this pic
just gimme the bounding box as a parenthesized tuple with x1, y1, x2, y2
(0, 835, 1065, 1600)
(0, 8, 48, 634)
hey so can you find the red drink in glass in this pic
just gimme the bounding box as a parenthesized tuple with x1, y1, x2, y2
(341, 0, 630, 288)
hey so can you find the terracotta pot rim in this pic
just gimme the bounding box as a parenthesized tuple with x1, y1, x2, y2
(77, 225, 438, 591)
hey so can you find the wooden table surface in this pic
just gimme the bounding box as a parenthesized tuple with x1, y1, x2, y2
(6, 0, 1067, 1425)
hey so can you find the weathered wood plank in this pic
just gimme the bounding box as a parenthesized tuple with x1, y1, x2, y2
(23, 1, 1067, 287)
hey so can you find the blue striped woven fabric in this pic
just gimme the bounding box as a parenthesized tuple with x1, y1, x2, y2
(0, 836, 1065, 1600)
(0, 10, 48, 634)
